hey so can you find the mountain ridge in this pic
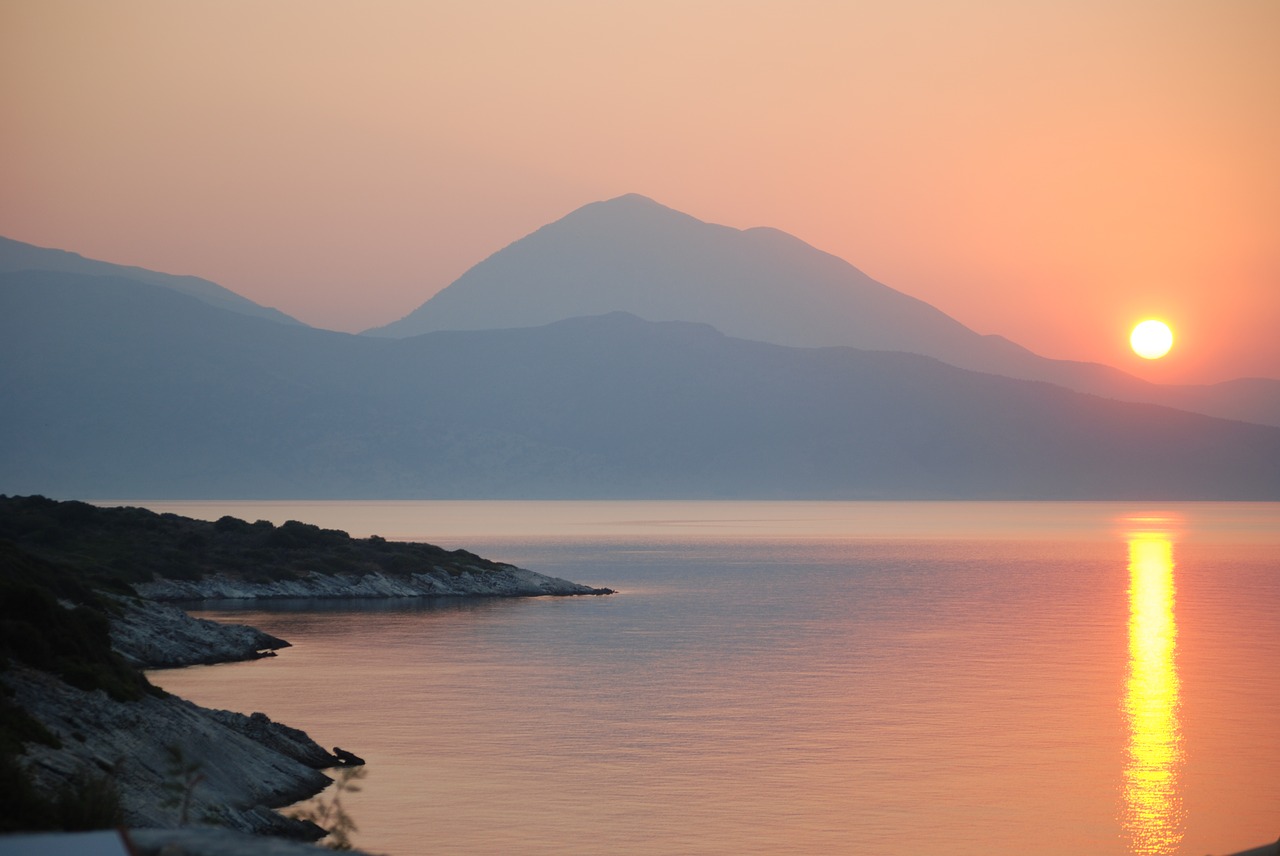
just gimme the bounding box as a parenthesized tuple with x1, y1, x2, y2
(363, 194, 1280, 427)
(6, 214, 1279, 428)
(0, 235, 300, 326)
(4, 270, 1277, 500)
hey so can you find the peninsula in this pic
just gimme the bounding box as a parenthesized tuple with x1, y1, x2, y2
(0, 494, 611, 848)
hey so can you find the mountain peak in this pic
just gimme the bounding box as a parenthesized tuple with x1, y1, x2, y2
(552, 193, 706, 230)
(362, 193, 984, 362)
(601, 192, 662, 206)
(583, 193, 673, 212)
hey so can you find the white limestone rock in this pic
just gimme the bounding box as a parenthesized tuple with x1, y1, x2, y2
(134, 566, 612, 601)
(107, 596, 289, 668)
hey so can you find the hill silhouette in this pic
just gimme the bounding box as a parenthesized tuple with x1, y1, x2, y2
(365, 195, 1280, 427)
(3, 269, 1278, 499)
(0, 235, 299, 326)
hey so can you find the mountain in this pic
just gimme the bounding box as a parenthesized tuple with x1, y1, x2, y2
(365, 194, 1280, 428)
(366, 194, 1014, 358)
(4, 269, 1278, 500)
(0, 235, 301, 326)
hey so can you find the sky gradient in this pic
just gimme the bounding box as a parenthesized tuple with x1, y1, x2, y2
(3, 1, 1277, 384)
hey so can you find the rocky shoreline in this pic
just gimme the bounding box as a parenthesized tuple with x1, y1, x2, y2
(108, 596, 292, 668)
(136, 565, 614, 602)
(9, 566, 609, 840)
(109, 557, 613, 670)
(4, 665, 339, 840)
(3, 589, 374, 842)
(0, 496, 613, 851)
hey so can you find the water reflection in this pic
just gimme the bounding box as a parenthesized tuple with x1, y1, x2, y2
(1121, 528, 1185, 855)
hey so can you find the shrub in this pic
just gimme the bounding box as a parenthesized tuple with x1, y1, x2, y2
(0, 580, 152, 702)
(214, 515, 250, 533)
(53, 768, 124, 831)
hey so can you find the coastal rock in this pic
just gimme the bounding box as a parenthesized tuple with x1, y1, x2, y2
(3, 668, 333, 838)
(332, 747, 365, 766)
(134, 566, 614, 601)
(0, 498, 616, 848)
(108, 596, 290, 668)
(207, 710, 341, 769)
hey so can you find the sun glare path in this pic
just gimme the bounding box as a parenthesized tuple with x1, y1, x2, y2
(1130, 320, 1174, 360)
(1121, 532, 1185, 855)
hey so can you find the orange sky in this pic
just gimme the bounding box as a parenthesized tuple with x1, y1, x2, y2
(3, 1, 1277, 384)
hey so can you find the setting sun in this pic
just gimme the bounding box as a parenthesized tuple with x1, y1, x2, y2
(1130, 320, 1174, 360)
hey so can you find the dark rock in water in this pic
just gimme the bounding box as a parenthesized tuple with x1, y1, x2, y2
(333, 746, 366, 766)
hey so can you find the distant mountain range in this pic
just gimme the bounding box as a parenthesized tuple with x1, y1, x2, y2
(3, 269, 1278, 499)
(0, 235, 299, 326)
(367, 194, 1280, 428)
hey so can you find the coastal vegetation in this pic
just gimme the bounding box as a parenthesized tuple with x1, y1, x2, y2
(0, 542, 155, 702)
(0, 494, 513, 589)
(0, 540, 146, 832)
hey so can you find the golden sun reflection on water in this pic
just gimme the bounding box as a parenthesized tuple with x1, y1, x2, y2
(1121, 531, 1185, 855)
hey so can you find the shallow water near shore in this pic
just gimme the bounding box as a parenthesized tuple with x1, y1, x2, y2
(144, 501, 1280, 856)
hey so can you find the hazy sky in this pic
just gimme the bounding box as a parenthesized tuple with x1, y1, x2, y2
(3, 1, 1277, 383)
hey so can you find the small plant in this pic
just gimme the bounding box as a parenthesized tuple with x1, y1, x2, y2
(290, 765, 366, 850)
(160, 744, 205, 827)
(54, 766, 124, 831)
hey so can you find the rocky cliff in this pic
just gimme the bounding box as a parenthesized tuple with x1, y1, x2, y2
(3, 667, 339, 839)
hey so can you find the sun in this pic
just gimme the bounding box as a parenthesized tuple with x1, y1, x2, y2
(1130, 320, 1174, 360)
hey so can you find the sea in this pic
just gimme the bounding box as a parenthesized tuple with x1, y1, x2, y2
(138, 500, 1280, 856)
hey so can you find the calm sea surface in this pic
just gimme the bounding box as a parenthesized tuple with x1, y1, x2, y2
(139, 501, 1280, 856)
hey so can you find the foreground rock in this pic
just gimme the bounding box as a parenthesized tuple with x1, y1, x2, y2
(3, 668, 339, 838)
(136, 565, 613, 601)
(0, 828, 377, 856)
(1, 497, 613, 847)
(129, 827, 378, 855)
